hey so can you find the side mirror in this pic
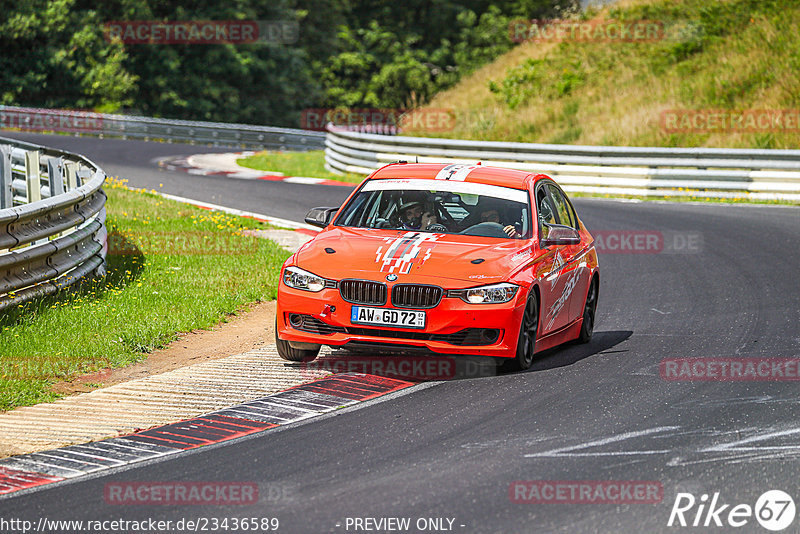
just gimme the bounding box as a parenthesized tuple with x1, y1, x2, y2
(304, 207, 339, 228)
(541, 223, 580, 247)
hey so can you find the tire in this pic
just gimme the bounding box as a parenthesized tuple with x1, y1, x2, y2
(275, 318, 320, 362)
(500, 291, 538, 372)
(577, 276, 598, 344)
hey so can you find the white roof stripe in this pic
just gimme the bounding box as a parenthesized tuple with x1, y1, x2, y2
(361, 178, 529, 204)
(434, 164, 479, 181)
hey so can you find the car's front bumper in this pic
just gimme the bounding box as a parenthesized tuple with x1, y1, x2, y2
(276, 285, 527, 358)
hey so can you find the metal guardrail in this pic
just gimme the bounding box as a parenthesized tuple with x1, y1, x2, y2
(0, 136, 107, 312)
(324, 126, 800, 201)
(0, 105, 326, 152)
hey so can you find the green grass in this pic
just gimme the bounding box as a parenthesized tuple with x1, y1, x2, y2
(237, 150, 365, 184)
(0, 178, 290, 411)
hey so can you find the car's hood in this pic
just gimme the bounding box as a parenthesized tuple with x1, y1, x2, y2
(294, 227, 538, 286)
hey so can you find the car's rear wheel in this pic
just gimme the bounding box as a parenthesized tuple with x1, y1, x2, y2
(577, 276, 598, 344)
(501, 291, 538, 372)
(275, 318, 321, 362)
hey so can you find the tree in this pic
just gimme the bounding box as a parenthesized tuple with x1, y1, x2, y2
(0, 0, 136, 110)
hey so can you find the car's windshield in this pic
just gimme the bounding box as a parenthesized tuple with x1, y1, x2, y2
(335, 178, 532, 239)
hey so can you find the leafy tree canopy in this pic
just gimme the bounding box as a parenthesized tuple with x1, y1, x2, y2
(0, 0, 574, 126)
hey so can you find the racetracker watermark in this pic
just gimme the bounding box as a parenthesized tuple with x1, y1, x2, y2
(0, 107, 103, 134)
(301, 108, 455, 132)
(0, 358, 109, 380)
(661, 109, 800, 134)
(509, 480, 663, 504)
(301, 355, 455, 381)
(299, 354, 498, 381)
(592, 230, 702, 254)
(104, 482, 259, 505)
(103, 20, 298, 45)
(107, 231, 258, 256)
(509, 19, 665, 43)
(661, 358, 800, 381)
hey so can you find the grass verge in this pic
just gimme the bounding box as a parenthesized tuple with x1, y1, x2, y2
(237, 150, 364, 184)
(0, 178, 290, 411)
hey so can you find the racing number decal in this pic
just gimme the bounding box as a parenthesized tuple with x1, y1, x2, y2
(542, 247, 581, 331)
(434, 164, 479, 181)
(375, 232, 440, 274)
(549, 249, 566, 290)
(545, 268, 580, 331)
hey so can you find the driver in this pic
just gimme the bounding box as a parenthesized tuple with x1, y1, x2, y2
(479, 207, 521, 238)
(399, 196, 438, 231)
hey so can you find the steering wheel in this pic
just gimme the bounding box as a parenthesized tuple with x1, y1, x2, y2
(434, 202, 458, 228)
(427, 223, 448, 233)
(459, 222, 509, 238)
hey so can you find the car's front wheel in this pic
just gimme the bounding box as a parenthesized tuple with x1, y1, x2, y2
(501, 291, 538, 372)
(275, 319, 321, 362)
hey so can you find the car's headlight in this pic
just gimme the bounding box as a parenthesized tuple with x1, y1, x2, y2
(448, 283, 519, 304)
(283, 266, 328, 292)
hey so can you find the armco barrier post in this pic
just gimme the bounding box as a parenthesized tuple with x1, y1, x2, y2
(93, 204, 108, 278)
(48, 157, 65, 197)
(65, 161, 78, 190)
(0, 146, 11, 209)
(24, 150, 41, 204)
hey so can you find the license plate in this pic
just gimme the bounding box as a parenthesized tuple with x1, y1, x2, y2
(351, 306, 426, 329)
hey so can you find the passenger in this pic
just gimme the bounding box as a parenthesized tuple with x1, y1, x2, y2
(479, 207, 521, 238)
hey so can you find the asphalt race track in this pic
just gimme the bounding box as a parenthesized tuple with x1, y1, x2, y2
(2, 133, 800, 533)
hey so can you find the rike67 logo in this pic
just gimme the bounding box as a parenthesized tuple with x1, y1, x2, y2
(668, 490, 796, 531)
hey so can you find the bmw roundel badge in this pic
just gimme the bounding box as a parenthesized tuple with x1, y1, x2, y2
(386, 274, 398, 281)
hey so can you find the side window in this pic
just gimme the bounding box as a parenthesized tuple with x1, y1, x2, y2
(536, 186, 556, 225)
(535, 184, 556, 238)
(565, 197, 580, 230)
(336, 192, 368, 226)
(547, 184, 576, 229)
(363, 191, 383, 226)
